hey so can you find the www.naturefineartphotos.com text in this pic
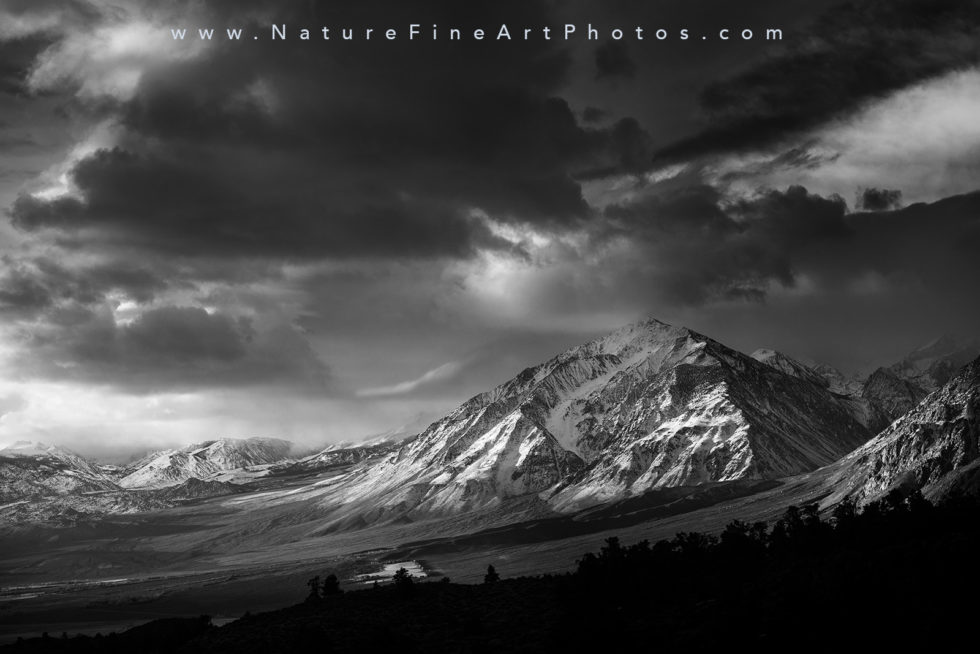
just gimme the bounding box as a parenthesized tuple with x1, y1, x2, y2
(168, 23, 785, 42)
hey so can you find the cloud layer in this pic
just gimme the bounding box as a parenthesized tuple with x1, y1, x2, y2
(1, 0, 979, 453)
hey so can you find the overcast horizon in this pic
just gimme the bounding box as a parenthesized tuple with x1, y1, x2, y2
(2, 0, 980, 459)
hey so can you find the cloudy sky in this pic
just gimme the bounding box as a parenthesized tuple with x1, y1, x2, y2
(1, 0, 979, 458)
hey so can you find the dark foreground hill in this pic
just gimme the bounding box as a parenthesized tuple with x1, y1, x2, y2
(5, 490, 979, 653)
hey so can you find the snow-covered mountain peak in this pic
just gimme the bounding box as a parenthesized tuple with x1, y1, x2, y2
(471, 318, 712, 408)
(119, 437, 297, 489)
(322, 318, 869, 523)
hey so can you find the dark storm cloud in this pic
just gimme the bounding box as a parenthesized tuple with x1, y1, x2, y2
(0, 249, 324, 393)
(0, 37, 41, 96)
(731, 190, 980, 367)
(576, 118, 656, 180)
(594, 41, 636, 80)
(581, 107, 606, 124)
(0, 255, 169, 316)
(122, 306, 250, 362)
(599, 184, 850, 304)
(4, 0, 978, 405)
(592, 182, 980, 328)
(654, 0, 980, 163)
(0, 264, 51, 313)
(14, 304, 331, 392)
(0, 0, 102, 27)
(857, 188, 903, 212)
(9, 149, 510, 259)
(6, 0, 659, 268)
(839, 192, 980, 289)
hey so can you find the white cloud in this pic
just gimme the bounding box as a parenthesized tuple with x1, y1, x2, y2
(711, 66, 980, 206)
(28, 19, 208, 101)
(357, 360, 466, 398)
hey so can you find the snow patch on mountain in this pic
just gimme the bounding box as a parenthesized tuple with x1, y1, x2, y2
(119, 437, 297, 489)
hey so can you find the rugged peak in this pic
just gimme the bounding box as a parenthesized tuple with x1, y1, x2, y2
(950, 355, 980, 385)
(828, 353, 980, 503)
(889, 334, 980, 391)
(461, 318, 711, 415)
(583, 317, 703, 357)
(119, 436, 297, 489)
(322, 318, 868, 523)
(751, 348, 830, 389)
(0, 440, 119, 503)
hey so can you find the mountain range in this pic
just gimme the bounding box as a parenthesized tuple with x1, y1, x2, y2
(0, 441, 118, 504)
(2, 319, 978, 531)
(117, 437, 300, 488)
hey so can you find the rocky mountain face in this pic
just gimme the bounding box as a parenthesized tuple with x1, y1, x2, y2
(824, 356, 980, 503)
(119, 438, 297, 488)
(860, 368, 928, 434)
(751, 349, 831, 390)
(858, 335, 980, 433)
(890, 335, 980, 389)
(0, 441, 119, 504)
(751, 337, 979, 435)
(327, 318, 869, 520)
(285, 441, 402, 474)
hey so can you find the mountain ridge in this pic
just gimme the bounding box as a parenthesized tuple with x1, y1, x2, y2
(118, 437, 299, 489)
(823, 355, 980, 504)
(322, 317, 869, 522)
(0, 441, 119, 503)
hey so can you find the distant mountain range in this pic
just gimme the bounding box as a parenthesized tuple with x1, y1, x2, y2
(118, 437, 299, 488)
(0, 441, 118, 504)
(0, 436, 400, 522)
(750, 334, 979, 434)
(2, 319, 978, 532)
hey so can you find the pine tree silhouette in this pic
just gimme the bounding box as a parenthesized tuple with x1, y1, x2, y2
(305, 575, 321, 602)
(393, 567, 414, 595)
(321, 573, 342, 596)
(484, 564, 500, 583)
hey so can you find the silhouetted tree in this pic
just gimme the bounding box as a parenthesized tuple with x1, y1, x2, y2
(393, 567, 414, 595)
(484, 565, 500, 583)
(720, 520, 766, 559)
(883, 489, 908, 515)
(600, 536, 624, 562)
(672, 531, 717, 559)
(321, 573, 342, 596)
(904, 489, 931, 515)
(770, 505, 807, 553)
(305, 575, 321, 602)
(832, 496, 858, 528)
